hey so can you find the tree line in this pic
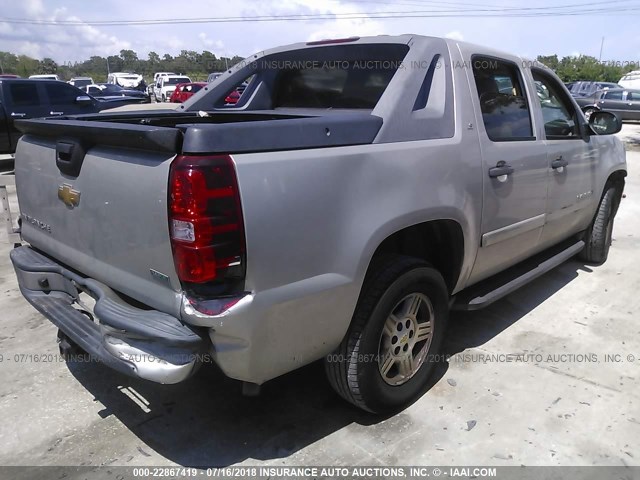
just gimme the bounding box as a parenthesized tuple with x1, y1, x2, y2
(0, 49, 244, 82)
(0, 49, 637, 84)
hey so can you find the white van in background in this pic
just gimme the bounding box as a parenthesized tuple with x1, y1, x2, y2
(619, 71, 640, 89)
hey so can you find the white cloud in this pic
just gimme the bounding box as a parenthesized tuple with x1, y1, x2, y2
(23, 0, 45, 16)
(445, 30, 464, 42)
(197, 33, 225, 52)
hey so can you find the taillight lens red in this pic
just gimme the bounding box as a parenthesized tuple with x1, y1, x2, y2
(168, 155, 245, 284)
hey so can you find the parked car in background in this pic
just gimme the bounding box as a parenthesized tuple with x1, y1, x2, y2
(569, 81, 621, 98)
(619, 70, 640, 89)
(107, 72, 145, 90)
(224, 89, 240, 104)
(149, 72, 175, 96)
(68, 77, 94, 89)
(207, 72, 223, 82)
(0, 78, 102, 156)
(576, 88, 640, 121)
(154, 75, 191, 102)
(82, 83, 150, 103)
(28, 74, 61, 81)
(0, 74, 20, 79)
(169, 82, 207, 103)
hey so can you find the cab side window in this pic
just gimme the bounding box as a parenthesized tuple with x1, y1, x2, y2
(45, 82, 80, 104)
(9, 83, 40, 107)
(532, 69, 580, 139)
(472, 57, 534, 141)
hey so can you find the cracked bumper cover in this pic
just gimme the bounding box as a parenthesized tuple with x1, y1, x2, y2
(10, 246, 209, 384)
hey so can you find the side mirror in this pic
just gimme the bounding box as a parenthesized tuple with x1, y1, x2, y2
(75, 95, 93, 105)
(588, 111, 622, 135)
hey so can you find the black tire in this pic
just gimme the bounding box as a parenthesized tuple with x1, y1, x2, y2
(325, 255, 449, 413)
(580, 184, 621, 265)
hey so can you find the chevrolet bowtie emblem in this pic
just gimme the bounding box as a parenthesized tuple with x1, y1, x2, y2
(58, 184, 81, 208)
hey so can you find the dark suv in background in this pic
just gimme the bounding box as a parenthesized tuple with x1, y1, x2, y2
(575, 88, 640, 121)
(569, 81, 622, 97)
(0, 78, 151, 159)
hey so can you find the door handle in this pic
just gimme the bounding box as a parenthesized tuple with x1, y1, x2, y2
(551, 156, 568, 169)
(10, 112, 26, 118)
(488, 161, 514, 181)
(629, 102, 634, 106)
(50, 111, 64, 115)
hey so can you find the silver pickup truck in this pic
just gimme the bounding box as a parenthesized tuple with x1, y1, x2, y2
(10, 35, 626, 413)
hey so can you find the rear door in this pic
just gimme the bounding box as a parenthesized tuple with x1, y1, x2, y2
(597, 90, 626, 117)
(465, 55, 550, 284)
(531, 68, 596, 247)
(620, 90, 640, 120)
(43, 82, 98, 116)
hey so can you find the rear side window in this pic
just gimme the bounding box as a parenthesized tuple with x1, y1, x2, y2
(472, 57, 533, 141)
(627, 91, 639, 100)
(274, 61, 401, 109)
(45, 83, 80, 103)
(9, 83, 39, 107)
(604, 90, 623, 100)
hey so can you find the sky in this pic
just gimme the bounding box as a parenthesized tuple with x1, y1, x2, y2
(0, 0, 639, 66)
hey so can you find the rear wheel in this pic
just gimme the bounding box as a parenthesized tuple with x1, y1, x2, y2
(325, 255, 449, 413)
(580, 183, 621, 264)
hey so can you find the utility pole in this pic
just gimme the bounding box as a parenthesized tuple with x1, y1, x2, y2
(598, 37, 604, 62)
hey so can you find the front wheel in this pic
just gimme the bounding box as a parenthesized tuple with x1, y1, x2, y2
(580, 183, 622, 264)
(325, 255, 449, 413)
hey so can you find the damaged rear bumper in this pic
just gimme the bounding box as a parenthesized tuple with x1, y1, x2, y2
(10, 246, 209, 384)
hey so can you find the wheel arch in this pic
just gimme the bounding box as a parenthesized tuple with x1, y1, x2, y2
(363, 219, 465, 294)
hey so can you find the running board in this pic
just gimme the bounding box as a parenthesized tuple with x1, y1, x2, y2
(452, 240, 585, 311)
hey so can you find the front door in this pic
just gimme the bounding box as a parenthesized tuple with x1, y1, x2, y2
(43, 82, 97, 116)
(466, 55, 550, 284)
(531, 68, 597, 247)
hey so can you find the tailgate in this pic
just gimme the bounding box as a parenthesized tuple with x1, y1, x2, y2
(14, 121, 184, 316)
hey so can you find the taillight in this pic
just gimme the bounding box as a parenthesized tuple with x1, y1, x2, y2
(168, 155, 245, 284)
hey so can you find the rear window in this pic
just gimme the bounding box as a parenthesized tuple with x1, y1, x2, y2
(166, 77, 191, 85)
(274, 57, 405, 109)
